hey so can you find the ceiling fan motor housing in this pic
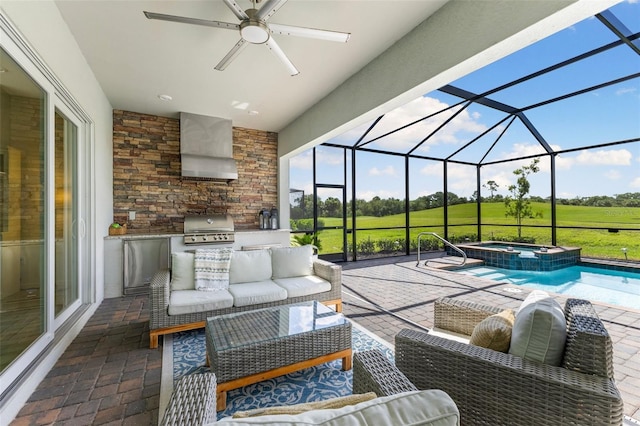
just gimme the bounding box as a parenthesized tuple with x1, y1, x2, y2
(240, 9, 270, 44)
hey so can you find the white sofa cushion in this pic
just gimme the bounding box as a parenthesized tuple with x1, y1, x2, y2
(509, 290, 567, 366)
(216, 389, 459, 425)
(228, 281, 288, 307)
(271, 245, 313, 279)
(168, 289, 234, 315)
(273, 275, 331, 298)
(171, 252, 195, 291)
(229, 250, 272, 284)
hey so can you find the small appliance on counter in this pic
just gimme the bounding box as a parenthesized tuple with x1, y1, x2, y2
(270, 207, 279, 229)
(259, 208, 270, 230)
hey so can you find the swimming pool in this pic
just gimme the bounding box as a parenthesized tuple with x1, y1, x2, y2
(457, 264, 640, 310)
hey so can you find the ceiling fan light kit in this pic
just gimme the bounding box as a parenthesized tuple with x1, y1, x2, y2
(144, 0, 350, 76)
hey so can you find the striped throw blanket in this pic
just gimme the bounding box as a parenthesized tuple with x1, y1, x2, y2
(194, 248, 234, 292)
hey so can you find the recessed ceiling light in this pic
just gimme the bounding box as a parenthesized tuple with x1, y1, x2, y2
(248, 110, 259, 116)
(158, 94, 172, 101)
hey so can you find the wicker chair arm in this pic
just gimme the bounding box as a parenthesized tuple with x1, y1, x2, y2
(434, 297, 505, 335)
(395, 329, 624, 426)
(161, 373, 217, 426)
(353, 349, 418, 397)
(313, 258, 342, 293)
(150, 269, 171, 325)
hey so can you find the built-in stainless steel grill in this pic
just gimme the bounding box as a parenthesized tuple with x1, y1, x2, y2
(183, 214, 235, 244)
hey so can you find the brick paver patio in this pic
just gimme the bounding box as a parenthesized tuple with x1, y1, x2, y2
(9, 255, 640, 424)
(341, 255, 640, 421)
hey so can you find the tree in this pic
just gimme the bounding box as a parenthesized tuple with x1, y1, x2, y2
(483, 180, 499, 200)
(504, 158, 540, 239)
(322, 197, 342, 217)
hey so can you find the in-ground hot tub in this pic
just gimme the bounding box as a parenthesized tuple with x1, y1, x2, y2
(453, 241, 581, 271)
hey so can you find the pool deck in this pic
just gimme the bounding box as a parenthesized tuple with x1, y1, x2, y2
(341, 254, 640, 421)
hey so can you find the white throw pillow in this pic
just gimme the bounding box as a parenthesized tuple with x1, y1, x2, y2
(229, 250, 272, 284)
(271, 245, 314, 279)
(509, 290, 567, 366)
(170, 252, 194, 291)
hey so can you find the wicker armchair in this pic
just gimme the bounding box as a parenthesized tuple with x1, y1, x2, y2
(165, 364, 459, 425)
(384, 297, 624, 426)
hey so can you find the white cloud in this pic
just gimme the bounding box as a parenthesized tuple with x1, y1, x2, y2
(576, 149, 632, 166)
(359, 96, 489, 153)
(419, 163, 442, 176)
(317, 149, 345, 166)
(558, 191, 577, 199)
(604, 169, 622, 180)
(290, 148, 344, 170)
(616, 87, 637, 96)
(369, 165, 397, 176)
(289, 151, 312, 170)
(630, 177, 640, 188)
(480, 170, 513, 194)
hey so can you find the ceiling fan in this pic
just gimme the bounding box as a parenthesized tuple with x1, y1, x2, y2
(144, 0, 351, 76)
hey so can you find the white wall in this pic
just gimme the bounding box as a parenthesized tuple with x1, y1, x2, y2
(0, 0, 112, 421)
(1, 0, 113, 301)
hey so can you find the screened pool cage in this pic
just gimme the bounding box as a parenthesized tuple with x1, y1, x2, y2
(289, 3, 640, 263)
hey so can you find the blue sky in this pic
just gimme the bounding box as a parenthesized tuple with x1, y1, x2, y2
(290, 1, 640, 202)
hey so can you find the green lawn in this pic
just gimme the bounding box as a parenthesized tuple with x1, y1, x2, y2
(300, 202, 640, 261)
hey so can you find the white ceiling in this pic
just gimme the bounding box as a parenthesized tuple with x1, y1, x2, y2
(54, 0, 449, 131)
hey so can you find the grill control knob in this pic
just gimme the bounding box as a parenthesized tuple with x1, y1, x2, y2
(190, 236, 197, 242)
(202, 236, 208, 241)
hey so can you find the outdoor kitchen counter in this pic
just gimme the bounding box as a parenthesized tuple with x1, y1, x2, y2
(103, 229, 291, 298)
(104, 229, 290, 240)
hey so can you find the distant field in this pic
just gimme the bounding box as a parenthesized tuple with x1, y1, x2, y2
(303, 202, 640, 261)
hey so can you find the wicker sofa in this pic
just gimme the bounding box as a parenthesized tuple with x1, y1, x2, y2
(161, 368, 460, 425)
(149, 247, 342, 348)
(374, 296, 624, 426)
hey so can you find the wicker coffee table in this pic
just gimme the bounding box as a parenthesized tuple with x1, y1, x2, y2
(205, 300, 352, 410)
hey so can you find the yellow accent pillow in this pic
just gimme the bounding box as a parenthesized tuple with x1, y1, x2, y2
(232, 392, 378, 418)
(469, 309, 515, 353)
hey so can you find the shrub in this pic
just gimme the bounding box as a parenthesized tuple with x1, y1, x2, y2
(292, 233, 322, 251)
(357, 237, 376, 255)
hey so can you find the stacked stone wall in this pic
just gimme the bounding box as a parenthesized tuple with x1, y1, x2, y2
(112, 110, 278, 232)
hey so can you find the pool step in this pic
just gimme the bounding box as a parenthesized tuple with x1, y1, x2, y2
(424, 256, 484, 270)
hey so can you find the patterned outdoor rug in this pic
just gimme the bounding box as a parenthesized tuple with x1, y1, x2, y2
(159, 320, 394, 420)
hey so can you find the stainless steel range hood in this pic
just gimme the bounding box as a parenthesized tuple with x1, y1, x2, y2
(180, 112, 238, 181)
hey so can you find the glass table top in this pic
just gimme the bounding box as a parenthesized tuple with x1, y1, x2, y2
(207, 301, 347, 351)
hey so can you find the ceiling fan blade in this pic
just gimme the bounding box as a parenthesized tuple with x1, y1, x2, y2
(214, 39, 248, 71)
(256, 0, 288, 21)
(222, 0, 249, 21)
(269, 23, 350, 43)
(264, 38, 299, 76)
(144, 11, 239, 31)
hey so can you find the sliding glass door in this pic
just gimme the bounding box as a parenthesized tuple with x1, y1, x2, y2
(54, 108, 80, 321)
(0, 40, 88, 388)
(0, 48, 47, 372)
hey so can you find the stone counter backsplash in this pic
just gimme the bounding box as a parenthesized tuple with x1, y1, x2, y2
(113, 110, 278, 233)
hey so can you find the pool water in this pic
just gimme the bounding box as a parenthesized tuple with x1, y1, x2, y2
(458, 265, 640, 310)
